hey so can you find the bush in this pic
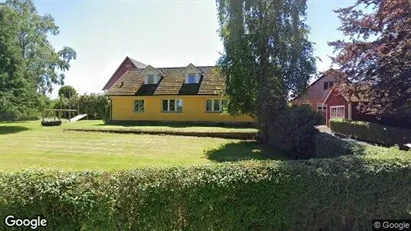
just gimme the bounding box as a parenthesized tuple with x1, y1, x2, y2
(41, 120, 62, 126)
(0, 159, 410, 230)
(103, 100, 111, 124)
(330, 119, 411, 147)
(268, 105, 322, 159)
(314, 133, 365, 158)
(79, 93, 108, 120)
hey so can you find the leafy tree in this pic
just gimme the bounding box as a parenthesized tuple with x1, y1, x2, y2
(0, 3, 39, 120)
(58, 85, 77, 99)
(216, 0, 316, 142)
(0, 0, 76, 120)
(329, 0, 411, 124)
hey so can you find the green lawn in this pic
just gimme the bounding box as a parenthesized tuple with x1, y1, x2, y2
(1, 120, 409, 172)
(0, 120, 281, 172)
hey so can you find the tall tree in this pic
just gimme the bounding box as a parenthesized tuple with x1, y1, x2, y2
(329, 0, 411, 123)
(216, 0, 316, 142)
(6, 0, 77, 95)
(0, 0, 76, 120)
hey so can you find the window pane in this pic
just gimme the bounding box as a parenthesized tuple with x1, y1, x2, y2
(147, 75, 154, 84)
(214, 99, 220, 111)
(188, 74, 196, 83)
(139, 100, 144, 112)
(169, 99, 175, 111)
(206, 99, 212, 111)
(162, 100, 168, 111)
(323, 82, 328, 90)
(176, 99, 183, 111)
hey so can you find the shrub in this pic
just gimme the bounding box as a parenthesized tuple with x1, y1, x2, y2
(103, 100, 111, 124)
(268, 105, 322, 159)
(41, 120, 62, 126)
(0, 159, 410, 230)
(330, 119, 411, 147)
(314, 133, 365, 158)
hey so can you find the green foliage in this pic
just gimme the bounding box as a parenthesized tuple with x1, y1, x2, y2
(80, 93, 108, 120)
(103, 99, 111, 124)
(314, 133, 365, 158)
(216, 0, 316, 142)
(58, 85, 77, 99)
(1, 159, 410, 230)
(0, 0, 76, 120)
(267, 105, 322, 159)
(330, 119, 411, 147)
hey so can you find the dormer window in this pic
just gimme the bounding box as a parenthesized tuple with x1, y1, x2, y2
(147, 74, 154, 84)
(188, 73, 196, 84)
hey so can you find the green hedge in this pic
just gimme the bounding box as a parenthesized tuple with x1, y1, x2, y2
(330, 119, 411, 147)
(1, 159, 410, 230)
(314, 133, 367, 158)
(64, 128, 257, 140)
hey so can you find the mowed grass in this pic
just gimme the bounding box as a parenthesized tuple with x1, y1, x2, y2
(0, 120, 281, 172)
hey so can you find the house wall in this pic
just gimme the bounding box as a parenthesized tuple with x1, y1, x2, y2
(110, 95, 254, 122)
(325, 91, 349, 126)
(103, 58, 137, 90)
(291, 74, 338, 110)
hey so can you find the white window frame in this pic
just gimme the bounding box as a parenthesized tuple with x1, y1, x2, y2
(317, 103, 327, 112)
(133, 100, 144, 112)
(330, 105, 345, 119)
(187, 73, 196, 84)
(162, 99, 183, 112)
(205, 99, 227, 112)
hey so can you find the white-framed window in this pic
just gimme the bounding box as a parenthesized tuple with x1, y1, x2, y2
(146, 74, 154, 84)
(187, 73, 196, 84)
(317, 103, 327, 112)
(330, 105, 345, 119)
(206, 99, 228, 112)
(162, 99, 183, 112)
(134, 100, 144, 112)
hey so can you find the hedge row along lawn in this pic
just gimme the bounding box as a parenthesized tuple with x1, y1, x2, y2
(1, 158, 410, 230)
(330, 119, 411, 147)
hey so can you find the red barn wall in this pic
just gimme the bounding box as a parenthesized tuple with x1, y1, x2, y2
(291, 74, 338, 111)
(325, 91, 349, 125)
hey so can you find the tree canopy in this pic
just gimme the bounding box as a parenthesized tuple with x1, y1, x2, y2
(58, 85, 77, 99)
(0, 0, 76, 120)
(216, 0, 316, 141)
(329, 0, 411, 122)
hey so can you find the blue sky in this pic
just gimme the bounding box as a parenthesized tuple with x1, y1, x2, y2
(9, 0, 356, 98)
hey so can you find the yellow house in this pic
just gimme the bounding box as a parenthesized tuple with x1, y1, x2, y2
(103, 57, 254, 124)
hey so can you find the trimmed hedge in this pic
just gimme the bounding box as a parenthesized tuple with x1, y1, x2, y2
(314, 133, 365, 158)
(41, 120, 62, 126)
(1, 159, 410, 230)
(64, 128, 257, 140)
(268, 105, 322, 159)
(330, 119, 411, 147)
